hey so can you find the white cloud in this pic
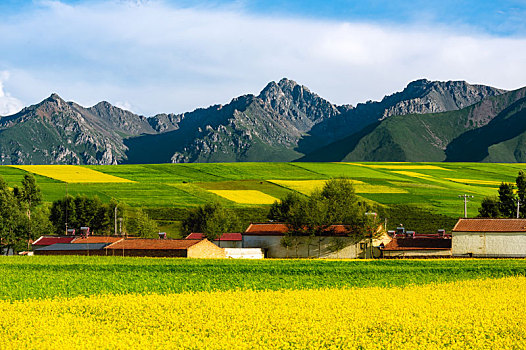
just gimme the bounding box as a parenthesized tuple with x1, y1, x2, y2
(0, 1, 525, 115)
(0, 71, 24, 116)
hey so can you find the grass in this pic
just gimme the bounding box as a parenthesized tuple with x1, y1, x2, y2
(2, 162, 526, 221)
(0, 257, 525, 301)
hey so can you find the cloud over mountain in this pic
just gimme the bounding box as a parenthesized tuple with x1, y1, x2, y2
(0, 1, 525, 115)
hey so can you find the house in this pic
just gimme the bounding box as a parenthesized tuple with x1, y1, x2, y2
(33, 243, 109, 256)
(381, 229, 452, 258)
(242, 223, 374, 258)
(104, 238, 225, 258)
(452, 218, 526, 257)
(32, 236, 76, 250)
(185, 233, 242, 248)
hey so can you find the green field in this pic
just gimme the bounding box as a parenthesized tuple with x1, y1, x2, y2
(1, 162, 522, 220)
(1, 256, 525, 300)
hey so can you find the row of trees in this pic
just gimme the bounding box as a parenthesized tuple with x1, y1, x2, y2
(0, 174, 158, 254)
(48, 197, 157, 236)
(479, 170, 526, 218)
(182, 178, 378, 256)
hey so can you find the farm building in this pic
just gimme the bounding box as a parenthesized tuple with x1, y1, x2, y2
(381, 229, 452, 258)
(32, 236, 75, 249)
(242, 223, 384, 258)
(452, 218, 526, 257)
(33, 243, 109, 256)
(104, 238, 225, 258)
(185, 233, 242, 248)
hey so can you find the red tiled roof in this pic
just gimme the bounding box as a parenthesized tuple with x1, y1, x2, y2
(244, 223, 350, 236)
(32, 236, 75, 246)
(382, 238, 452, 251)
(452, 218, 526, 232)
(186, 233, 242, 241)
(105, 239, 202, 250)
(72, 236, 124, 244)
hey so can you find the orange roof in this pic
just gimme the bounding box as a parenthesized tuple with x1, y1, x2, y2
(72, 236, 124, 244)
(244, 223, 350, 236)
(452, 218, 526, 232)
(186, 233, 242, 241)
(105, 239, 202, 250)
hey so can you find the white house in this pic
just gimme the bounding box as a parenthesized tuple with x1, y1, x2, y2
(452, 218, 526, 257)
(242, 223, 386, 259)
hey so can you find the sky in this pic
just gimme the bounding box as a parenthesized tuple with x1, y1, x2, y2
(1, 0, 526, 116)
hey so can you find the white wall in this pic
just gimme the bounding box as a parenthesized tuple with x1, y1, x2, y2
(242, 235, 365, 259)
(224, 248, 264, 259)
(452, 232, 526, 257)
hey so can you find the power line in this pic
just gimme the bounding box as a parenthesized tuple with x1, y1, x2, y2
(458, 194, 474, 218)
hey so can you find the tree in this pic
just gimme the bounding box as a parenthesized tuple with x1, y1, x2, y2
(517, 170, 526, 217)
(13, 174, 43, 249)
(498, 182, 516, 217)
(276, 178, 375, 257)
(478, 196, 500, 218)
(126, 208, 158, 238)
(182, 202, 241, 243)
(0, 177, 26, 254)
(268, 192, 303, 222)
(49, 195, 122, 235)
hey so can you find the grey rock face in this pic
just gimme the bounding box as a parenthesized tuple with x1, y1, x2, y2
(0, 78, 509, 165)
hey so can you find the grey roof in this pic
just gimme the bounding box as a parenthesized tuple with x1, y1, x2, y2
(34, 243, 109, 251)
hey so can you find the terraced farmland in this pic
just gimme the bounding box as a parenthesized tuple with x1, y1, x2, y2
(0, 162, 523, 218)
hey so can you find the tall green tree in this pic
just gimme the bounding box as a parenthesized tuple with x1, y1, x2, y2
(126, 208, 158, 238)
(478, 196, 501, 218)
(0, 177, 26, 254)
(182, 202, 241, 242)
(13, 174, 43, 249)
(517, 170, 526, 217)
(274, 178, 374, 257)
(498, 182, 516, 218)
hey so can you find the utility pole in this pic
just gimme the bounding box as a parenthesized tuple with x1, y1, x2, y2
(517, 198, 521, 219)
(458, 194, 474, 218)
(65, 183, 68, 235)
(114, 204, 118, 236)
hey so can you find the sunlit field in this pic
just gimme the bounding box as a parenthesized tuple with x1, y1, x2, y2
(1, 257, 525, 349)
(10, 165, 133, 183)
(208, 190, 278, 204)
(2, 162, 525, 217)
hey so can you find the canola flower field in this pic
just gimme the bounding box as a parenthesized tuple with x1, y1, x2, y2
(0, 162, 524, 218)
(1, 257, 525, 349)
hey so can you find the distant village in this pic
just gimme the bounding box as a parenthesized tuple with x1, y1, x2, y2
(30, 218, 526, 259)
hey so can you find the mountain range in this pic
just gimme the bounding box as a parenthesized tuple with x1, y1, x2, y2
(1, 77, 524, 165)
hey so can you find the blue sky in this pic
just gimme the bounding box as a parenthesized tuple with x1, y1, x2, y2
(1, 0, 526, 115)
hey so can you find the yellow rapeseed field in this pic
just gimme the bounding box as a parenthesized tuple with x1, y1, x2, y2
(346, 163, 449, 170)
(269, 179, 407, 194)
(392, 171, 434, 179)
(0, 277, 524, 349)
(445, 178, 502, 186)
(10, 165, 134, 183)
(208, 190, 278, 204)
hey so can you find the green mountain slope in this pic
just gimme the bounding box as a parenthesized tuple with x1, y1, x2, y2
(0, 78, 509, 164)
(302, 87, 526, 162)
